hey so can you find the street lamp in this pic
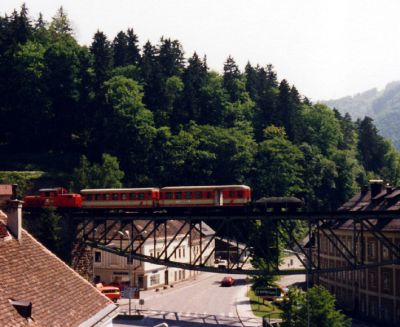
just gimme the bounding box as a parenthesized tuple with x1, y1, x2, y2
(118, 230, 133, 315)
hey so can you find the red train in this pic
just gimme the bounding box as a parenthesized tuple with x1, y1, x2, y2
(23, 185, 251, 209)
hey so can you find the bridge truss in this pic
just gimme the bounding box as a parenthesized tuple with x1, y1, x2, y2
(72, 208, 400, 276)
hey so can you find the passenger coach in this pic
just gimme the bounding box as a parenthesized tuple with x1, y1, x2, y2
(81, 188, 160, 209)
(159, 185, 251, 208)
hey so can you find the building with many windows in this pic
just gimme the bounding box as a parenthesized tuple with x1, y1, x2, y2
(316, 180, 400, 326)
(92, 220, 215, 290)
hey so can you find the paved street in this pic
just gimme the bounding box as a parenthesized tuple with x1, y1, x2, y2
(115, 272, 261, 326)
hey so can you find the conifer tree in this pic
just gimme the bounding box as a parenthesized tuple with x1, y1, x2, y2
(112, 31, 128, 67)
(126, 28, 141, 66)
(49, 6, 73, 37)
(223, 55, 241, 102)
(90, 30, 113, 93)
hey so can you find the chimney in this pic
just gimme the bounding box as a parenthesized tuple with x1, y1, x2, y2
(370, 180, 384, 198)
(386, 184, 394, 195)
(6, 200, 23, 241)
(361, 185, 369, 195)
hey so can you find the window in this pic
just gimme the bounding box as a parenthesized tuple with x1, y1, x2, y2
(179, 270, 182, 280)
(129, 193, 136, 200)
(150, 274, 160, 286)
(104, 194, 110, 200)
(185, 192, 192, 199)
(95, 194, 101, 201)
(174, 271, 177, 281)
(195, 191, 202, 199)
(112, 193, 118, 200)
(165, 192, 172, 199)
(382, 245, 390, 260)
(179, 248, 181, 258)
(367, 242, 376, 258)
(175, 192, 182, 199)
(183, 270, 185, 279)
(95, 251, 102, 263)
(183, 247, 185, 257)
(229, 191, 235, 198)
(237, 191, 243, 198)
(206, 192, 212, 199)
(121, 193, 127, 200)
(138, 193, 145, 200)
(150, 251, 154, 257)
(383, 272, 390, 290)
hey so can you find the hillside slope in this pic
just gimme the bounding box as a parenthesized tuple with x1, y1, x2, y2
(323, 81, 400, 148)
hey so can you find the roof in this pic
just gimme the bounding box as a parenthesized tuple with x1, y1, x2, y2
(336, 183, 400, 232)
(81, 188, 159, 193)
(0, 215, 116, 327)
(161, 185, 250, 190)
(91, 220, 215, 244)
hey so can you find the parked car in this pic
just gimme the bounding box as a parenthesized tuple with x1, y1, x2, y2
(217, 259, 228, 268)
(96, 283, 121, 303)
(221, 276, 235, 287)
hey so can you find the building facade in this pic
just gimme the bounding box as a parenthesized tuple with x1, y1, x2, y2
(316, 180, 400, 326)
(93, 221, 215, 290)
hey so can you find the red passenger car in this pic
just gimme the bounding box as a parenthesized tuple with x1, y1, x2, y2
(81, 188, 160, 209)
(159, 185, 251, 208)
(23, 187, 82, 208)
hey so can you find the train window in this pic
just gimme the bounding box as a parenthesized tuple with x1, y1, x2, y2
(229, 191, 235, 198)
(195, 191, 202, 199)
(165, 192, 172, 199)
(121, 193, 127, 200)
(138, 193, 145, 200)
(95, 194, 101, 201)
(175, 192, 182, 199)
(206, 192, 212, 199)
(104, 194, 110, 200)
(45, 192, 50, 197)
(112, 193, 119, 200)
(185, 192, 192, 199)
(129, 193, 136, 200)
(86, 194, 92, 201)
(237, 191, 243, 198)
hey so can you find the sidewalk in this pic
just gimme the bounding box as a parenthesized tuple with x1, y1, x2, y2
(235, 285, 262, 327)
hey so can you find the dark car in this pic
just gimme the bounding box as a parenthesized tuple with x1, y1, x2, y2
(221, 276, 235, 287)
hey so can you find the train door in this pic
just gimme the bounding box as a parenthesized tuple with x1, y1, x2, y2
(214, 190, 223, 206)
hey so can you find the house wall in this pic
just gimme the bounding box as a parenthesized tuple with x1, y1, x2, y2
(315, 229, 400, 326)
(93, 235, 214, 290)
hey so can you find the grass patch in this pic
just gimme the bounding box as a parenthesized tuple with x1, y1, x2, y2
(247, 289, 282, 319)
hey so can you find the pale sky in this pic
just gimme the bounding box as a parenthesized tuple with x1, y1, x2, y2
(3, 0, 400, 101)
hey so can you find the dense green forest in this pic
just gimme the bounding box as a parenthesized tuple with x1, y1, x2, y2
(1, 5, 400, 211)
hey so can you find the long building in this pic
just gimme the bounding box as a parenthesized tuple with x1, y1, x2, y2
(92, 221, 215, 289)
(316, 180, 400, 326)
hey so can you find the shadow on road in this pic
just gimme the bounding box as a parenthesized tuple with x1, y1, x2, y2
(114, 309, 255, 326)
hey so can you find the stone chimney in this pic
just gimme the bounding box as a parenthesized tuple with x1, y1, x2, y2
(370, 179, 384, 198)
(6, 200, 23, 241)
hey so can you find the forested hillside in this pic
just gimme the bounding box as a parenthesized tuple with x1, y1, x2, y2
(324, 81, 400, 149)
(1, 6, 400, 211)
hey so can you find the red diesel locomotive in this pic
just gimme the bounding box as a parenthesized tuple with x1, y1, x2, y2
(23, 185, 251, 210)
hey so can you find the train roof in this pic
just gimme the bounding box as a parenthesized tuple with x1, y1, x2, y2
(80, 188, 159, 193)
(161, 185, 250, 191)
(39, 187, 68, 192)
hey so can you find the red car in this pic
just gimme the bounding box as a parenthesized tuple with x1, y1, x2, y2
(221, 276, 235, 287)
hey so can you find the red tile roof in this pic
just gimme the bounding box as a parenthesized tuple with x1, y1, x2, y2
(0, 216, 116, 327)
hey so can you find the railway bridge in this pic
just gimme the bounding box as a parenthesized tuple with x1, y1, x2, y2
(63, 206, 400, 279)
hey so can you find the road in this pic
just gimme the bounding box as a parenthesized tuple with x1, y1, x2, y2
(115, 273, 261, 327)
